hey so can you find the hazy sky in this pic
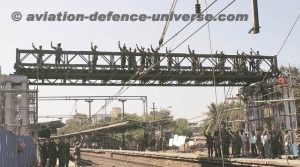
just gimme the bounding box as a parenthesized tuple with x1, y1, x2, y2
(1, 0, 299, 123)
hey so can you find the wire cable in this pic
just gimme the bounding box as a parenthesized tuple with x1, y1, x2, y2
(93, 0, 237, 117)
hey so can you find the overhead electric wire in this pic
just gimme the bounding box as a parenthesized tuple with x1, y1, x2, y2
(257, 13, 299, 86)
(161, 0, 218, 47)
(93, 0, 237, 118)
(276, 14, 300, 57)
(159, 0, 178, 47)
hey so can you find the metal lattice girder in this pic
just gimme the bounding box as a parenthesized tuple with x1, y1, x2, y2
(14, 49, 279, 86)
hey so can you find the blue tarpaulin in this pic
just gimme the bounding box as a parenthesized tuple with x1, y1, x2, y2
(0, 130, 36, 167)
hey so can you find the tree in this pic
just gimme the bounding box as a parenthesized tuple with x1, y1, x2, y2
(173, 118, 193, 137)
(200, 101, 245, 134)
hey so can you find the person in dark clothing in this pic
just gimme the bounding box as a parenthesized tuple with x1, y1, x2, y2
(256, 130, 264, 158)
(235, 131, 242, 157)
(229, 130, 237, 157)
(65, 140, 71, 167)
(204, 131, 214, 157)
(39, 140, 48, 167)
(188, 45, 198, 73)
(48, 139, 57, 167)
(32, 43, 44, 65)
(222, 129, 231, 158)
(166, 48, 172, 71)
(91, 42, 98, 70)
(136, 44, 146, 69)
(58, 139, 67, 167)
(270, 130, 279, 159)
(51, 42, 62, 66)
(118, 41, 127, 70)
(151, 45, 160, 72)
(213, 131, 221, 157)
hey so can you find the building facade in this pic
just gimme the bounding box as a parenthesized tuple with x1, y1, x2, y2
(0, 74, 38, 135)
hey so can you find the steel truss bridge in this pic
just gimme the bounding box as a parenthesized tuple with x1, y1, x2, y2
(14, 49, 279, 86)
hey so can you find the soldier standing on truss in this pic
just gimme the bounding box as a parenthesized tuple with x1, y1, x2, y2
(255, 51, 261, 72)
(91, 42, 98, 71)
(51, 42, 62, 66)
(188, 46, 198, 73)
(32, 43, 44, 65)
(127, 47, 133, 70)
(146, 48, 152, 68)
(118, 41, 127, 70)
(133, 48, 137, 70)
(240, 51, 247, 73)
(166, 48, 172, 71)
(218, 51, 226, 73)
(136, 44, 146, 69)
(249, 51, 255, 72)
(151, 45, 160, 72)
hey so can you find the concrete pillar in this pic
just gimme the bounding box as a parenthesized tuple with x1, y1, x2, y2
(4, 82, 14, 131)
(20, 81, 29, 134)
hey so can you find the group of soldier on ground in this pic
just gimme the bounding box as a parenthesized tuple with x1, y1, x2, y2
(204, 127, 300, 159)
(31, 42, 267, 73)
(38, 136, 83, 167)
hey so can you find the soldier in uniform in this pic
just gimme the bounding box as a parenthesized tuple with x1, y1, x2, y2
(136, 44, 146, 69)
(118, 41, 127, 70)
(204, 131, 214, 157)
(58, 138, 67, 167)
(51, 42, 62, 66)
(221, 128, 230, 158)
(213, 131, 221, 157)
(166, 48, 172, 71)
(270, 130, 279, 159)
(65, 139, 71, 167)
(32, 43, 44, 65)
(146, 48, 153, 68)
(127, 47, 133, 70)
(188, 46, 198, 73)
(39, 139, 48, 167)
(48, 139, 57, 167)
(151, 45, 160, 72)
(91, 42, 98, 71)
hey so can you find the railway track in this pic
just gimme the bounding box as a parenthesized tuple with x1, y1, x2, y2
(81, 152, 161, 167)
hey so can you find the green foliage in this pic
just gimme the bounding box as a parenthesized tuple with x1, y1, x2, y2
(147, 108, 173, 122)
(173, 118, 193, 137)
(200, 101, 245, 134)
